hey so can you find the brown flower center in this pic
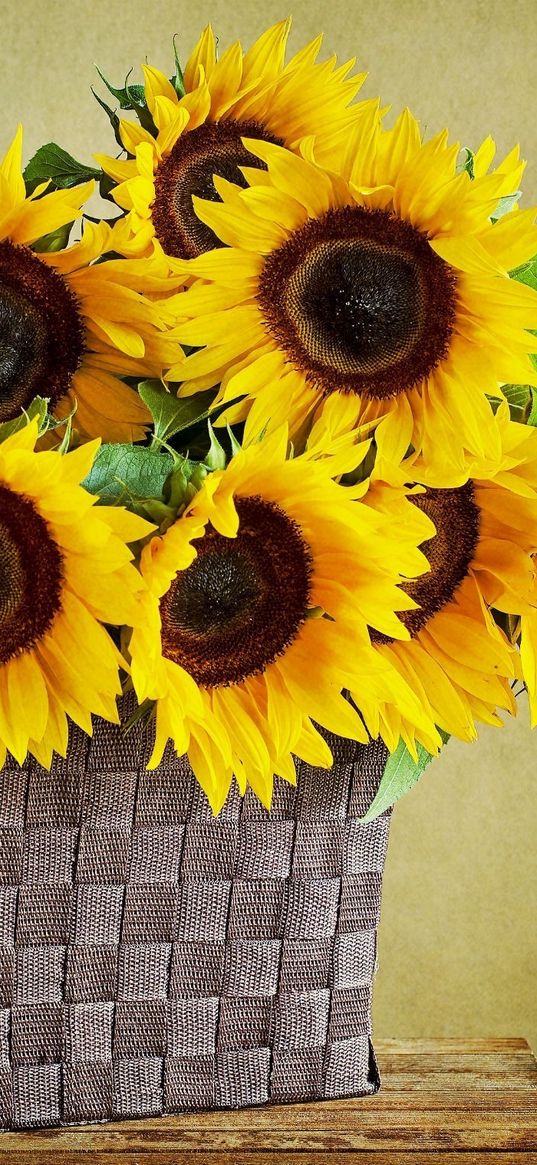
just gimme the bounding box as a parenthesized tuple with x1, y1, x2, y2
(257, 206, 458, 400)
(373, 483, 480, 645)
(159, 495, 312, 687)
(0, 485, 64, 664)
(0, 240, 85, 421)
(152, 120, 284, 259)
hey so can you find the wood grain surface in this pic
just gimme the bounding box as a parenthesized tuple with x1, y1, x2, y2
(1, 1038, 535, 1162)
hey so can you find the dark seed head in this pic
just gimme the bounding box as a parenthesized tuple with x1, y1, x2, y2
(160, 495, 312, 687)
(372, 482, 480, 644)
(0, 485, 64, 664)
(258, 205, 458, 400)
(0, 240, 84, 421)
(152, 120, 283, 259)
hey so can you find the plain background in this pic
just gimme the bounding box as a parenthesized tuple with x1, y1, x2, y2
(2, 0, 536, 1051)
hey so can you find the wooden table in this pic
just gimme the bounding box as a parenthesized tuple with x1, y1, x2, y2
(1, 1038, 536, 1162)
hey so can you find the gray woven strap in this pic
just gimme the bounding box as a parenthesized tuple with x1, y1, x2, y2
(0, 699, 390, 1128)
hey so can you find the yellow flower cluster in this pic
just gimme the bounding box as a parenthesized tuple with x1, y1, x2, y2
(1, 20, 537, 811)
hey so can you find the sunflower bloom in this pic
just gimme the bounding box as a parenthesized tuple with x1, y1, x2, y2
(0, 127, 180, 443)
(0, 419, 153, 770)
(167, 109, 537, 473)
(96, 19, 370, 263)
(368, 405, 537, 748)
(129, 424, 438, 812)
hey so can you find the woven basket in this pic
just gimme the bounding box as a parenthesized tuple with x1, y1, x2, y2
(0, 699, 390, 1129)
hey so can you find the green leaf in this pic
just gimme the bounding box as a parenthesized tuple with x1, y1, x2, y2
(0, 397, 49, 444)
(138, 380, 215, 444)
(23, 144, 100, 195)
(511, 254, 537, 291)
(171, 35, 186, 98)
(528, 389, 537, 427)
(360, 734, 449, 822)
(502, 384, 532, 412)
(491, 191, 521, 222)
(82, 443, 174, 505)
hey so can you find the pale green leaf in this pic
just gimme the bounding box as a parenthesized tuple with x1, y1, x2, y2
(82, 443, 174, 505)
(360, 734, 448, 822)
(0, 397, 49, 444)
(138, 380, 215, 444)
(491, 191, 521, 222)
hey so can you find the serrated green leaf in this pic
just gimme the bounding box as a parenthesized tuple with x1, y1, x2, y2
(360, 734, 448, 822)
(23, 144, 100, 195)
(82, 443, 174, 505)
(491, 191, 521, 222)
(139, 381, 216, 444)
(0, 397, 50, 444)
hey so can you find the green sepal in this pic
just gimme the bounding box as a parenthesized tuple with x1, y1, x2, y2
(0, 397, 50, 444)
(528, 389, 537, 427)
(95, 65, 144, 111)
(32, 222, 73, 253)
(204, 420, 227, 470)
(82, 443, 175, 508)
(171, 35, 186, 97)
(91, 87, 123, 150)
(95, 66, 157, 136)
(166, 458, 198, 508)
(139, 380, 216, 446)
(227, 425, 242, 457)
(121, 696, 155, 733)
(360, 731, 450, 822)
(458, 147, 475, 179)
(23, 143, 100, 195)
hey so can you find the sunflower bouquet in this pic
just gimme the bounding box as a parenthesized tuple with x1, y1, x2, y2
(0, 20, 536, 1127)
(2, 19, 536, 813)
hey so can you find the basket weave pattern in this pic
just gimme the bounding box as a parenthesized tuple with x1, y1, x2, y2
(0, 708, 390, 1129)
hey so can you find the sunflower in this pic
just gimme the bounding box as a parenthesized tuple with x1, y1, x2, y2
(0, 418, 153, 771)
(0, 127, 180, 443)
(367, 404, 537, 748)
(166, 109, 537, 473)
(129, 423, 439, 812)
(96, 19, 371, 264)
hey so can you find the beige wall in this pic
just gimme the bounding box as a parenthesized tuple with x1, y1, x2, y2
(3, 0, 536, 1049)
